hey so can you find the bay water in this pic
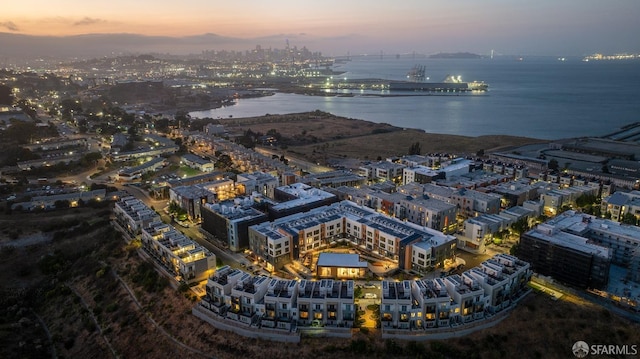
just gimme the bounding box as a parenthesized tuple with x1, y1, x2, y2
(191, 56, 640, 140)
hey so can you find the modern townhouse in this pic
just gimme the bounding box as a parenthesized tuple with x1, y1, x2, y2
(485, 254, 532, 306)
(488, 178, 540, 207)
(296, 279, 355, 327)
(540, 185, 599, 215)
(444, 274, 485, 324)
(380, 280, 413, 329)
(113, 196, 160, 235)
(412, 278, 452, 329)
(202, 265, 245, 315)
(227, 273, 270, 325)
(141, 221, 216, 283)
(468, 265, 511, 313)
(260, 278, 298, 330)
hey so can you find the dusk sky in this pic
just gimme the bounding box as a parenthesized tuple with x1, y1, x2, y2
(2, 0, 640, 56)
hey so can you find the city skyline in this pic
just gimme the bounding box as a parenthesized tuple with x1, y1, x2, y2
(2, 0, 640, 56)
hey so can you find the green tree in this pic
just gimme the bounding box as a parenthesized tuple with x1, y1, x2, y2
(215, 154, 233, 170)
(408, 141, 421, 155)
(621, 213, 638, 225)
(548, 159, 559, 171)
(511, 217, 530, 236)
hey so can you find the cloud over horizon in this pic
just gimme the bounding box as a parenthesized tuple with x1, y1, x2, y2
(0, 21, 20, 31)
(73, 17, 107, 26)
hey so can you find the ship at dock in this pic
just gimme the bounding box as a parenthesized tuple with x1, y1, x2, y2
(388, 65, 488, 92)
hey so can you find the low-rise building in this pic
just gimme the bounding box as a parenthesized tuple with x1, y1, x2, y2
(182, 153, 214, 172)
(113, 196, 160, 235)
(380, 280, 413, 329)
(141, 221, 216, 283)
(226, 273, 270, 325)
(444, 274, 485, 323)
(412, 278, 452, 328)
(236, 171, 279, 199)
(316, 253, 368, 279)
(260, 278, 298, 331)
(297, 279, 355, 327)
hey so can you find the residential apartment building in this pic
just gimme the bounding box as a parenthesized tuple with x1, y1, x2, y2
(169, 178, 236, 220)
(402, 166, 444, 185)
(200, 199, 268, 252)
(117, 157, 165, 181)
(542, 210, 640, 282)
(451, 188, 502, 218)
(248, 200, 457, 272)
(394, 194, 458, 234)
(518, 221, 611, 289)
(359, 161, 406, 183)
(12, 189, 106, 212)
(301, 170, 366, 188)
(269, 183, 338, 219)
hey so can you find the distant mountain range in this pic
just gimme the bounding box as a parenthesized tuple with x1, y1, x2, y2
(0, 32, 294, 59)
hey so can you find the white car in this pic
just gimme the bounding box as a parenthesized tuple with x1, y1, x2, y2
(364, 293, 377, 299)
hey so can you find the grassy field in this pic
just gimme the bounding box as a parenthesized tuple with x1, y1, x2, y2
(217, 111, 548, 165)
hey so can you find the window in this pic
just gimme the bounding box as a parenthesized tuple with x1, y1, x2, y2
(282, 303, 287, 310)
